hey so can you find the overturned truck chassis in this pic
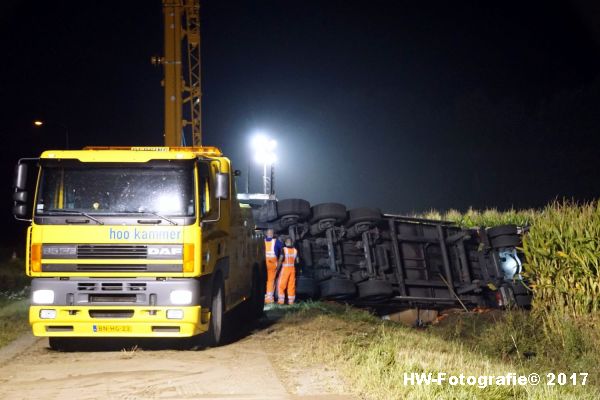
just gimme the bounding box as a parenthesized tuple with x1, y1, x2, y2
(254, 199, 531, 312)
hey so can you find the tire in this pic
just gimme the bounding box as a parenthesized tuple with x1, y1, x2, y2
(357, 279, 393, 301)
(205, 277, 225, 347)
(310, 203, 347, 224)
(487, 225, 517, 238)
(319, 277, 356, 300)
(313, 268, 333, 282)
(267, 220, 286, 234)
(277, 199, 311, 220)
(48, 337, 71, 351)
(252, 201, 278, 223)
(248, 266, 265, 319)
(515, 294, 532, 308)
(346, 207, 382, 227)
(296, 276, 319, 300)
(491, 234, 520, 248)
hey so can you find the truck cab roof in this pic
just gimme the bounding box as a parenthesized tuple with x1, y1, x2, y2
(40, 146, 223, 162)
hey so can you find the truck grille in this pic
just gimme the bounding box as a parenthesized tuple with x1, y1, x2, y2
(77, 245, 147, 259)
(89, 310, 134, 319)
(76, 264, 149, 271)
(89, 294, 138, 303)
(42, 264, 182, 273)
(77, 282, 147, 291)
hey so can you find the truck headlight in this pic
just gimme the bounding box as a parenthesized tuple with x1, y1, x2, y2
(32, 290, 55, 304)
(170, 290, 192, 305)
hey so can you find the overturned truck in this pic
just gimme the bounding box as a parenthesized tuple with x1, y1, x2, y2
(254, 199, 531, 312)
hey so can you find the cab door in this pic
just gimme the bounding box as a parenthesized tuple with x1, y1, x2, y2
(198, 160, 229, 287)
(228, 196, 253, 302)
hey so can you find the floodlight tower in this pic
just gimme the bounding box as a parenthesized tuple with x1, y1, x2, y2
(252, 135, 277, 195)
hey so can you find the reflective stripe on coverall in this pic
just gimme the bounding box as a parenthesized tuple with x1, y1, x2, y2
(264, 239, 278, 303)
(278, 247, 297, 305)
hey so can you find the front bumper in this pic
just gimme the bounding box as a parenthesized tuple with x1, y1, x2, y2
(30, 305, 209, 337)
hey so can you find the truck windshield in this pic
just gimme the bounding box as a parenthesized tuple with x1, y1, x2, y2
(35, 161, 195, 217)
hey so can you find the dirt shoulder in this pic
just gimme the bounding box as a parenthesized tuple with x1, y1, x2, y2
(0, 308, 358, 400)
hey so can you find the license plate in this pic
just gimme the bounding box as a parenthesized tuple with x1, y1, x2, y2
(93, 324, 132, 333)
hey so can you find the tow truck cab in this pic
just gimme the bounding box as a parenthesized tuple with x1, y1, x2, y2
(13, 146, 264, 342)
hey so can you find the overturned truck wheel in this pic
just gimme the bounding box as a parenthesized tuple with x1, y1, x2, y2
(296, 276, 319, 300)
(319, 277, 356, 300)
(357, 279, 393, 302)
(487, 224, 518, 238)
(310, 203, 347, 224)
(346, 207, 382, 227)
(490, 234, 521, 248)
(277, 198, 311, 220)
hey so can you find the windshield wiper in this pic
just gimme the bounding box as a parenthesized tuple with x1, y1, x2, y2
(122, 211, 178, 226)
(44, 210, 105, 225)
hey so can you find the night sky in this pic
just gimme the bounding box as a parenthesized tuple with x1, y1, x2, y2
(1, 0, 600, 249)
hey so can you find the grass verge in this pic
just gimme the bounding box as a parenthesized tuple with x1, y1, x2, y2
(0, 258, 29, 293)
(0, 296, 29, 348)
(268, 302, 599, 400)
(0, 257, 30, 348)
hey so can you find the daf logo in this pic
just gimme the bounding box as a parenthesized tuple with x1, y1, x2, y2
(148, 247, 183, 256)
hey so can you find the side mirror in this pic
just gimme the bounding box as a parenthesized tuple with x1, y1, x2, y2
(215, 173, 229, 199)
(13, 204, 28, 218)
(13, 191, 27, 203)
(13, 158, 38, 221)
(14, 163, 28, 190)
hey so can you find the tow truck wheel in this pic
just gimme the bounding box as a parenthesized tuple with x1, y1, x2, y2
(249, 266, 265, 318)
(49, 337, 72, 351)
(205, 277, 225, 347)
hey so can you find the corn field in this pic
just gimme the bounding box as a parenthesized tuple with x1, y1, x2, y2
(420, 201, 600, 318)
(523, 201, 600, 318)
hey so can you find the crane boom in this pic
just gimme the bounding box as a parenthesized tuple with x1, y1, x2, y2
(157, 0, 202, 146)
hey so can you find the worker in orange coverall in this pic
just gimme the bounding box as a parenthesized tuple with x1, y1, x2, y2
(264, 228, 282, 304)
(277, 237, 300, 305)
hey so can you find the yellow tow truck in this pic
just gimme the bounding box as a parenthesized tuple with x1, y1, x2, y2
(13, 146, 264, 349)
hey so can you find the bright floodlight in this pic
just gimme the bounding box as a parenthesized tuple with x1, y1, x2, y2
(252, 134, 276, 149)
(250, 132, 278, 195)
(251, 134, 264, 149)
(254, 151, 277, 164)
(33, 120, 44, 126)
(251, 133, 277, 165)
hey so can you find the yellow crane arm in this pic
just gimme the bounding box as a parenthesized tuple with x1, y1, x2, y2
(154, 0, 202, 147)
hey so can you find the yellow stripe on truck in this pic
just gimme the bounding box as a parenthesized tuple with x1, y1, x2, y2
(30, 305, 209, 338)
